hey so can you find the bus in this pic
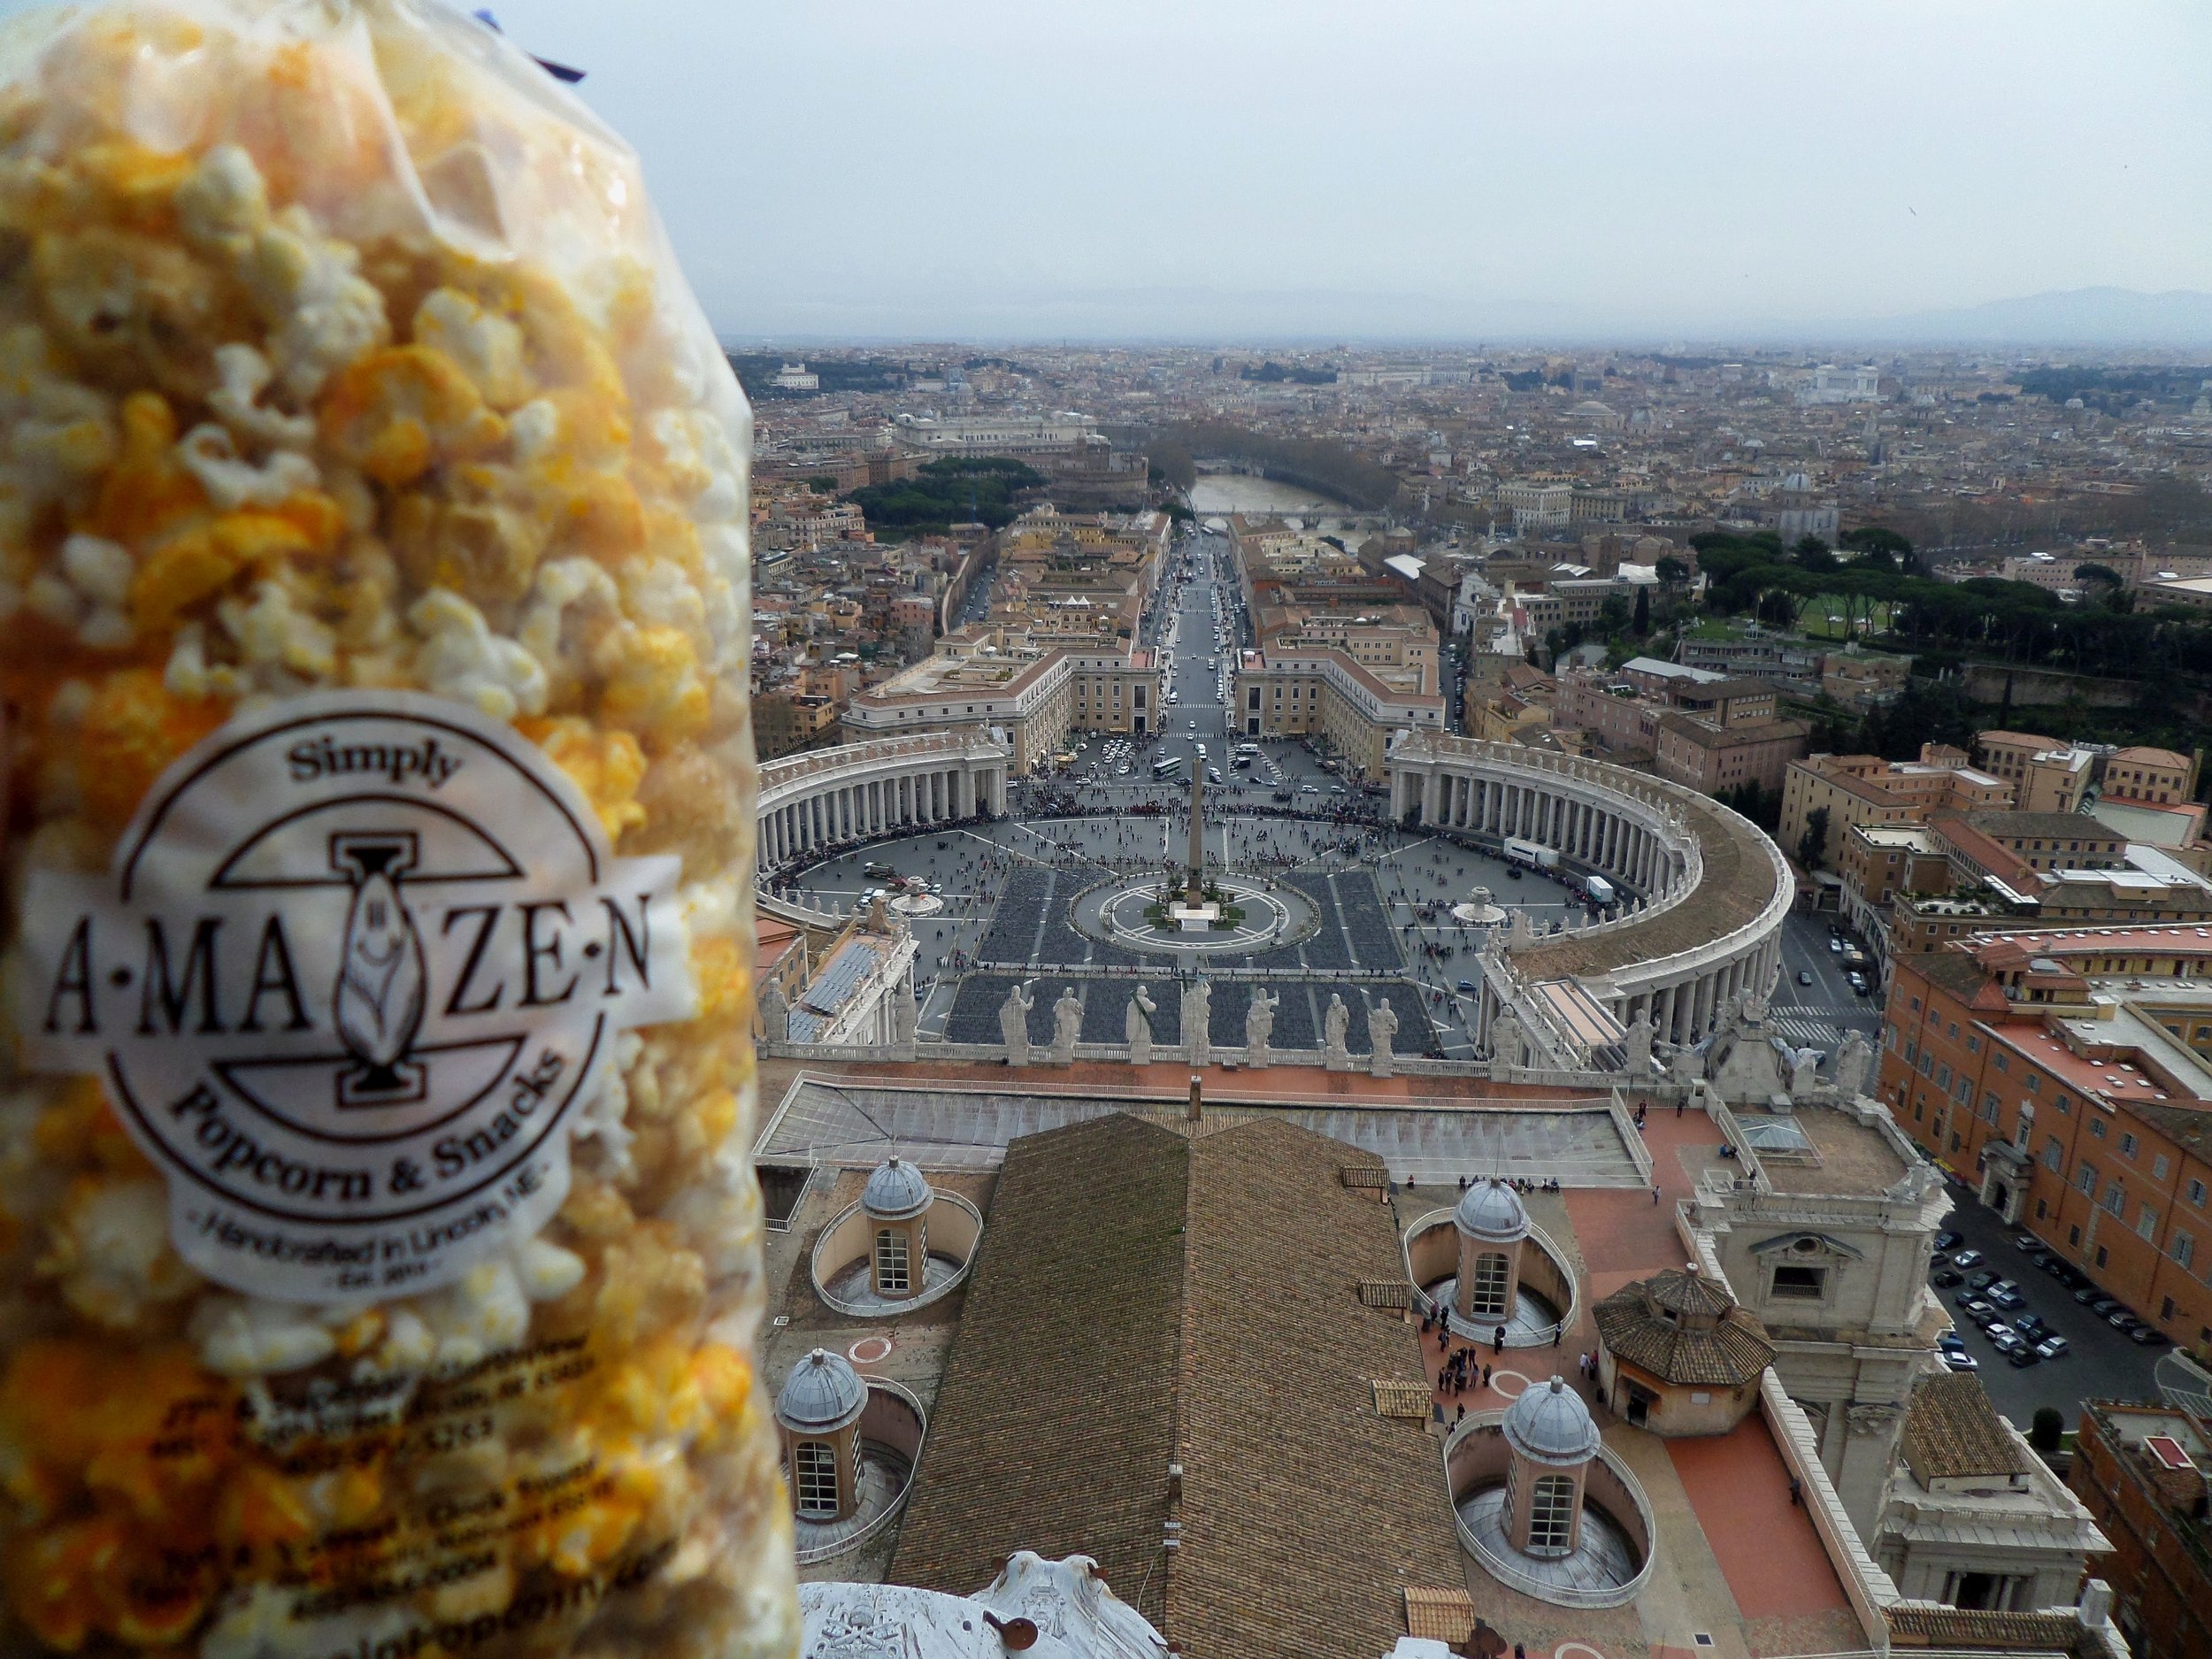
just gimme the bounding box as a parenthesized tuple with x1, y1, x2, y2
(1152, 755, 1186, 779)
(1502, 836, 1558, 872)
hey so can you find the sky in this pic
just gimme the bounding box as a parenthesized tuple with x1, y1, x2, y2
(11, 1, 2212, 343)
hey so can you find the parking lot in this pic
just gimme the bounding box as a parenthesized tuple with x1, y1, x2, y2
(1932, 1177, 2164, 1426)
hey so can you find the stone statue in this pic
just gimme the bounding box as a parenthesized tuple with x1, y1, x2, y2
(1624, 1010, 1654, 1076)
(1835, 1030, 1872, 1098)
(760, 980, 789, 1044)
(1789, 1046, 1820, 1098)
(1126, 984, 1157, 1066)
(1740, 989, 1769, 1027)
(1182, 979, 1212, 1067)
(1489, 1009, 1525, 1079)
(892, 967, 918, 1048)
(1244, 987, 1279, 1068)
(1322, 994, 1352, 1071)
(1366, 995, 1399, 1079)
(1508, 908, 1535, 947)
(1051, 986, 1083, 1065)
(1000, 982, 1034, 1067)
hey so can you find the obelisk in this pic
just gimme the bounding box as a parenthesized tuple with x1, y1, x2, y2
(1186, 759, 1205, 902)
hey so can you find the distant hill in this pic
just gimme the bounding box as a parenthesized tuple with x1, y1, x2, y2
(1864, 288, 2212, 347)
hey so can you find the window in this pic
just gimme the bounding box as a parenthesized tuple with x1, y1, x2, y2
(2106, 1182, 2126, 1219)
(2096, 1244, 2109, 1268)
(2055, 1094, 2070, 1115)
(1993, 1052, 2008, 1074)
(2078, 1164, 2099, 1197)
(794, 1440, 839, 1518)
(2091, 1118, 2107, 1140)
(1947, 1021, 1959, 1040)
(2122, 1133, 2139, 1158)
(2154, 1155, 2170, 1181)
(1936, 1064, 1952, 1090)
(2175, 1233, 2196, 1271)
(2044, 1137, 2064, 1173)
(1525, 1472, 1577, 1555)
(2192, 1179, 2208, 1209)
(1983, 1092, 2000, 1125)
(1469, 1252, 1511, 1319)
(1967, 1035, 1981, 1054)
(1771, 1264, 1827, 1300)
(874, 1228, 910, 1294)
(2025, 1074, 2040, 1094)
(2140, 1204, 2160, 1240)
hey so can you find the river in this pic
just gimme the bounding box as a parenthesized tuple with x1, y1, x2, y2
(1187, 473, 1381, 544)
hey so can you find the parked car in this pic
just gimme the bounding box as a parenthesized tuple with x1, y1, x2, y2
(2006, 1344, 2044, 1368)
(2013, 1232, 2045, 1253)
(1935, 1231, 1964, 1252)
(1967, 1270, 2001, 1293)
(1798, 970, 1814, 987)
(2078, 1288, 2118, 1310)
(1932, 1270, 1963, 1289)
(2033, 1335, 2070, 1360)
(2012, 1313, 2050, 1341)
(1958, 1298, 2002, 1328)
(1986, 1282, 2025, 1311)
(1941, 1349, 1980, 1372)
(2130, 1326, 2173, 1348)
(2108, 1310, 2143, 1333)
(1938, 1331, 1967, 1355)
(1951, 1250, 1985, 1270)
(1456, 979, 1477, 995)
(1985, 1325, 2023, 1351)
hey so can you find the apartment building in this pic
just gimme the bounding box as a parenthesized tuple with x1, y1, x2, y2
(753, 688, 842, 760)
(842, 628, 1161, 771)
(2104, 747, 2200, 807)
(1233, 644, 1447, 781)
(1499, 477, 1574, 532)
(1878, 927, 2212, 1356)
(1974, 732, 2097, 814)
(2068, 1402, 2212, 1659)
(1651, 707, 1809, 795)
(1779, 749, 2015, 868)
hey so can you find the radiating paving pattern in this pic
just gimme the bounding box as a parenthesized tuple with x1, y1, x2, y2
(756, 1081, 1644, 1187)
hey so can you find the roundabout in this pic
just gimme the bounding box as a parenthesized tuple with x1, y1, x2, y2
(1073, 871, 1317, 956)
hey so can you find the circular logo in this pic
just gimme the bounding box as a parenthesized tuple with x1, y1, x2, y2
(19, 692, 694, 1301)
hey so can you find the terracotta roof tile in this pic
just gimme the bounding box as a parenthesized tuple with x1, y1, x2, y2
(1901, 1372, 2030, 1482)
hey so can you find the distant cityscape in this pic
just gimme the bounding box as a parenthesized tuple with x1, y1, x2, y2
(750, 339, 2212, 1659)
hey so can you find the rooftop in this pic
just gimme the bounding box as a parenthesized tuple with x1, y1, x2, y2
(1900, 1373, 2030, 1483)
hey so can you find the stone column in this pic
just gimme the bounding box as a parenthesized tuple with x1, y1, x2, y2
(1421, 769, 1440, 825)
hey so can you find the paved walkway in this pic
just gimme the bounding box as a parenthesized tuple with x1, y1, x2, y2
(1667, 1418, 1852, 1624)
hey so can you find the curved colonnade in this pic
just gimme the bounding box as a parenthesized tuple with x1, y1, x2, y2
(757, 731, 1012, 874)
(1387, 730, 1791, 1052)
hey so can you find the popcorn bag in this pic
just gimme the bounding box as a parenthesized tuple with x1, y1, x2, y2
(0, 3, 799, 1655)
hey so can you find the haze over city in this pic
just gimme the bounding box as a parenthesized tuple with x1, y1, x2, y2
(488, 0, 2208, 342)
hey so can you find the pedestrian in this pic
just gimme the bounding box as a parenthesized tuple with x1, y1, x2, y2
(1652, 1183, 1662, 1205)
(1482, 1363, 1492, 1388)
(1494, 1324, 1507, 1355)
(1553, 1324, 1563, 1348)
(1677, 1097, 1685, 1118)
(1789, 1476, 1801, 1507)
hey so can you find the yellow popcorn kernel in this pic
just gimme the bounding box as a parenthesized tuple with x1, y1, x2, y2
(592, 1223, 706, 1353)
(131, 511, 312, 631)
(686, 936, 749, 1030)
(31, 226, 235, 399)
(76, 667, 227, 832)
(5, 1513, 129, 1650)
(73, 141, 196, 222)
(558, 1175, 636, 1243)
(593, 622, 709, 747)
(388, 478, 548, 604)
(218, 1459, 315, 1556)
(688, 1345, 755, 1451)
(412, 285, 532, 408)
(319, 343, 505, 487)
(553, 468, 645, 563)
(88, 390, 207, 550)
(520, 715, 649, 842)
(672, 1088, 738, 1165)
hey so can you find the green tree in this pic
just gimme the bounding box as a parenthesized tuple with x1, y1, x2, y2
(1795, 535, 1840, 573)
(1841, 525, 1917, 573)
(1797, 805, 1832, 872)
(1655, 556, 1690, 588)
(1598, 594, 1632, 638)
(1632, 585, 1651, 636)
(2028, 1408, 2064, 1453)
(2074, 563, 2124, 588)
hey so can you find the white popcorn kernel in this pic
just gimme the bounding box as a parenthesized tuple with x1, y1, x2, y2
(76, 606, 134, 650)
(164, 620, 247, 699)
(192, 1294, 340, 1377)
(420, 1257, 530, 1367)
(219, 580, 338, 680)
(621, 557, 710, 648)
(413, 288, 529, 407)
(24, 570, 82, 628)
(368, 1308, 436, 1377)
(209, 342, 316, 449)
(58, 534, 132, 607)
(255, 207, 391, 403)
(409, 588, 549, 720)
(177, 423, 321, 510)
(176, 143, 270, 255)
(518, 555, 618, 671)
(36, 1177, 198, 1327)
(512, 1238, 587, 1302)
(509, 396, 560, 465)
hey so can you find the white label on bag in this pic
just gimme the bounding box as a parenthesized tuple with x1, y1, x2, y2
(18, 691, 694, 1301)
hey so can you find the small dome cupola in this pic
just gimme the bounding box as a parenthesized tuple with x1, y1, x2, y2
(1454, 1178, 1531, 1244)
(862, 1156, 932, 1221)
(775, 1348, 867, 1437)
(1503, 1376, 1602, 1468)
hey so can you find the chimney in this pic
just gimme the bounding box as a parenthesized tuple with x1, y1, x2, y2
(1187, 1074, 1202, 1122)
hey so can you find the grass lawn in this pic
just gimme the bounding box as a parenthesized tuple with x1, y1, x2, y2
(1796, 595, 1891, 640)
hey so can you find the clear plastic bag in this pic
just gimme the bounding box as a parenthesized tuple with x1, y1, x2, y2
(0, 4, 796, 1655)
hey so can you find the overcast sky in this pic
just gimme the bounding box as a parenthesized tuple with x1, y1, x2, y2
(15, 1, 2212, 342)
